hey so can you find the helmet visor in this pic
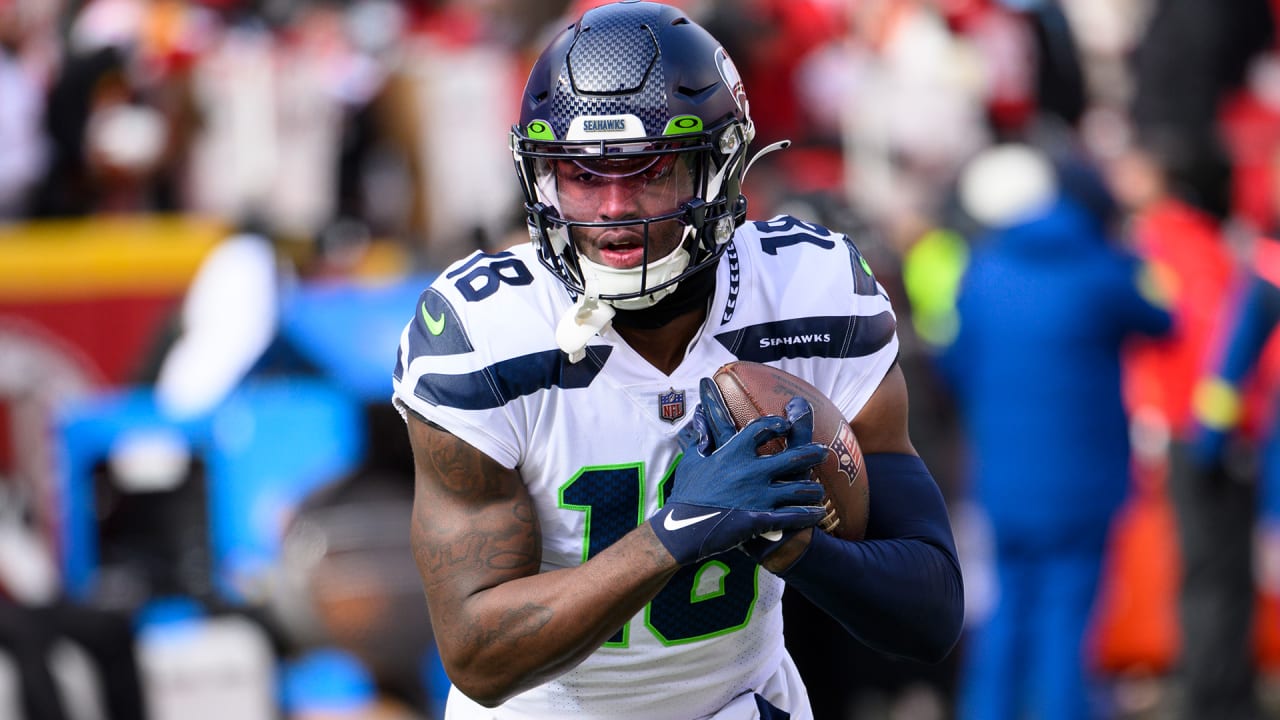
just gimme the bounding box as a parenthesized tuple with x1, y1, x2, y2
(538, 151, 696, 223)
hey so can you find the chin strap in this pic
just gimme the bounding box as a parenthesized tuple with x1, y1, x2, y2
(556, 296, 616, 363)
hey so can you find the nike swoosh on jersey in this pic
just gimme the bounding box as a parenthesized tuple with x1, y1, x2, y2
(663, 509, 722, 531)
(421, 302, 446, 336)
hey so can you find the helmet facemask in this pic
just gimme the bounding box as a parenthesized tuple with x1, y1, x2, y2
(513, 118, 751, 311)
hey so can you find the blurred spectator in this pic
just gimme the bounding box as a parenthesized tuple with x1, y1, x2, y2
(1222, 51, 1280, 239)
(1113, 132, 1238, 453)
(1130, 0, 1274, 221)
(1181, 233, 1280, 720)
(394, 0, 524, 269)
(0, 0, 52, 219)
(945, 0, 1041, 137)
(1056, 0, 1153, 114)
(1132, 0, 1274, 137)
(831, 0, 991, 248)
(948, 0, 1089, 137)
(35, 40, 123, 216)
(1106, 129, 1247, 718)
(182, 0, 529, 270)
(187, 3, 380, 241)
(940, 143, 1171, 720)
(0, 483, 148, 720)
(35, 0, 208, 217)
(1018, 0, 1088, 132)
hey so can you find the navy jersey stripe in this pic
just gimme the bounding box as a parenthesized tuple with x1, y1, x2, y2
(843, 235, 881, 298)
(409, 288, 474, 358)
(713, 312, 895, 363)
(413, 346, 613, 410)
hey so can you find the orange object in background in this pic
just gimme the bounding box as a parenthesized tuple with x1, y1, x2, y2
(1090, 464, 1280, 676)
(1089, 461, 1181, 675)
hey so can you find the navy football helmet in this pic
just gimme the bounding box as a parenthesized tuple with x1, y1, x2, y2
(511, 1, 757, 311)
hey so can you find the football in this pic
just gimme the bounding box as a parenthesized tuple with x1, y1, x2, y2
(711, 360, 869, 541)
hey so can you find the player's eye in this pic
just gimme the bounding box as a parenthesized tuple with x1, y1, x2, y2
(637, 155, 676, 181)
(550, 160, 601, 186)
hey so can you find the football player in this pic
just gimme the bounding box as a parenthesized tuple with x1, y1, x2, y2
(391, 3, 962, 718)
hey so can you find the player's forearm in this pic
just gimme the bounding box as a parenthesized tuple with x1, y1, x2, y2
(775, 453, 963, 662)
(432, 524, 678, 707)
(780, 530, 963, 662)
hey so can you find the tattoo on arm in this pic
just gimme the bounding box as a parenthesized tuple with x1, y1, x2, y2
(410, 420, 541, 592)
(463, 603, 555, 650)
(424, 430, 512, 498)
(412, 502, 539, 579)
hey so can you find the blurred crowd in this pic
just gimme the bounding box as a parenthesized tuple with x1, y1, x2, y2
(6, 0, 1280, 718)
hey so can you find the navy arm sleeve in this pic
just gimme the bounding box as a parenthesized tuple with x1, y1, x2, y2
(776, 453, 963, 663)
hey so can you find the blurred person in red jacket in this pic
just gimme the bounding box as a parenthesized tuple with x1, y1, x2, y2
(1114, 131, 1238, 471)
(1111, 128, 1259, 720)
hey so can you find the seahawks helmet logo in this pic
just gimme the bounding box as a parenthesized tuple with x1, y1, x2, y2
(714, 47, 748, 115)
(583, 118, 627, 133)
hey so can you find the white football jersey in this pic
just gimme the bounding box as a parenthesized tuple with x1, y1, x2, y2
(392, 215, 899, 719)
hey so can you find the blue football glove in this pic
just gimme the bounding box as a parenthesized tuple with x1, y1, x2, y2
(650, 379, 827, 566)
(741, 396, 819, 564)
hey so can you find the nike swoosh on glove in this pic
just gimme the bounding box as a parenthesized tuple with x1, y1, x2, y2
(650, 378, 827, 566)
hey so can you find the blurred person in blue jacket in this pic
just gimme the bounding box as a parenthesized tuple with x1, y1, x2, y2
(940, 144, 1172, 720)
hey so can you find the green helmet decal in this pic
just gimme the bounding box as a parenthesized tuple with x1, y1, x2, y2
(663, 115, 703, 135)
(526, 119, 555, 140)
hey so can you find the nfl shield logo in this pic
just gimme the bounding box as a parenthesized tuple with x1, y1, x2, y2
(659, 388, 686, 423)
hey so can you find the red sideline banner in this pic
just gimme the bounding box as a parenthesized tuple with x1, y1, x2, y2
(0, 215, 225, 384)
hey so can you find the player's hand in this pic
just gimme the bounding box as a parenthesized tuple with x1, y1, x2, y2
(650, 379, 826, 566)
(741, 397, 819, 567)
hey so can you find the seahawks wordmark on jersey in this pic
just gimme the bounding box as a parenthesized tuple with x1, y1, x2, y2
(392, 216, 898, 720)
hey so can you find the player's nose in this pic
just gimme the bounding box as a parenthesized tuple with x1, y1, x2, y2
(595, 180, 640, 221)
